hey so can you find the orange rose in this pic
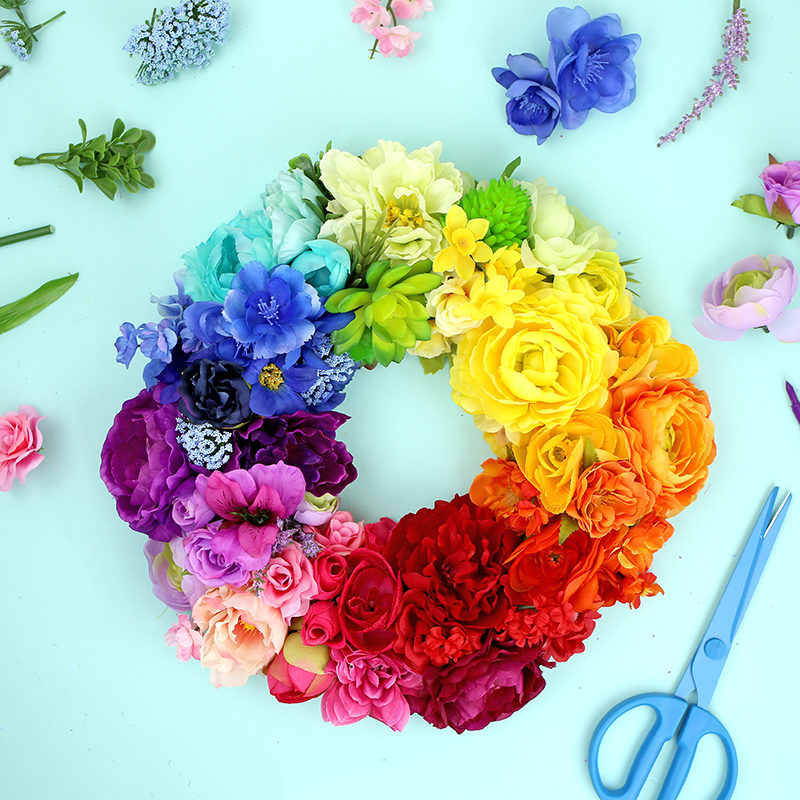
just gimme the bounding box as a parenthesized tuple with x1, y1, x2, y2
(567, 459, 656, 537)
(611, 377, 716, 517)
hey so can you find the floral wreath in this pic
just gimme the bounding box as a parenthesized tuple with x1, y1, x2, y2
(101, 140, 716, 733)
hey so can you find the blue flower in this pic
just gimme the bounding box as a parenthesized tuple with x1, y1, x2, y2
(492, 54, 562, 144)
(243, 357, 318, 418)
(546, 6, 641, 130)
(223, 262, 321, 360)
(115, 322, 139, 367)
(290, 239, 351, 298)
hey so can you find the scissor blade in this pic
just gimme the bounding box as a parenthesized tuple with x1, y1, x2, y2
(686, 488, 789, 709)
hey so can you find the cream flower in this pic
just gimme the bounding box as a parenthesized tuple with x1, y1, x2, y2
(426, 276, 483, 338)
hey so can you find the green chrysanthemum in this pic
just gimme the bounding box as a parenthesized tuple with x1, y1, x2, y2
(460, 179, 531, 249)
(325, 260, 441, 367)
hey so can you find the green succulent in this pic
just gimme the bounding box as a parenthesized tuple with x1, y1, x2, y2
(325, 259, 441, 367)
(14, 118, 155, 200)
(460, 178, 531, 249)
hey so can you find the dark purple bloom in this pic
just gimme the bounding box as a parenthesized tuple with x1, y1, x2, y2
(243, 356, 317, 417)
(232, 411, 356, 496)
(178, 358, 252, 428)
(100, 390, 194, 542)
(547, 6, 640, 130)
(492, 53, 562, 143)
(406, 641, 549, 733)
(223, 262, 321, 360)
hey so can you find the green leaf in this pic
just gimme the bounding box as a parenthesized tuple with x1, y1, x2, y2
(732, 194, 772, 219)
(120, 127, 142, 144)
(559, 515, 580, 545)
(0, 273, 79, 334)
(139, 172, 155, 189)
(136, 130, 156, 152)
(582, 439, 598, 470)
(111, 119, 126, 139)
(78, 118, 88, 142)
(500, 156, 521, 182)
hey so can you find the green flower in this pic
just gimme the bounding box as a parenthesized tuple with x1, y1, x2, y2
(460, 178, 531, 249)
(325, 260, 441, 367)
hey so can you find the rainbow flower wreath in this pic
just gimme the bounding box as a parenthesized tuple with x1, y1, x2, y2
(101, 141, 716, 733)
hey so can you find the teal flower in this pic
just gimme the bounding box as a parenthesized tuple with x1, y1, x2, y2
(290, 239, 350, 298)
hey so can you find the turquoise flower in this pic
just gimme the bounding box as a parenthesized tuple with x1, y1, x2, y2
(290, 239, 351, 298)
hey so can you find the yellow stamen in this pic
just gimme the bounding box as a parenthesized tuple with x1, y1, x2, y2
(259, 363, 284, 390)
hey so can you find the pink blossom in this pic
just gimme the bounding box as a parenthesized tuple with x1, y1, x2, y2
(164, 614, 202, 661)
(351, 0, 391, 32)
(258, 543, 318, 623)
(266, 631, 334, 703)
(301, 600, 344, 648)
(392, 0, 433, 21)
(320, 646, 422, 731)
(311, 549, 348, 600)
(313, 510, 365, 555)
(0, 405, 44, 491)
(373, 24, 421, 58)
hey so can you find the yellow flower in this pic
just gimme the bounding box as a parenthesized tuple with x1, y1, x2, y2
(450, 293, 618, 434)
(458, 273, 526, 328)
(433, 205, 493, 280)
(511, 412, 630, 514)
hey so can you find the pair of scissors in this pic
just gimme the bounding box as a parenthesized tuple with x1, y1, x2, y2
(588, 487, 791, 800)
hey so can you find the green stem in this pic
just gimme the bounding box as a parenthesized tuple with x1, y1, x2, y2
(733, 0, 741, 12)
(0, 65, 10, 80)
(0, 225, 55, 247)
(29, 9, 65, 35)
(13, 156, 40, 166)
(368, 0, 396, 60)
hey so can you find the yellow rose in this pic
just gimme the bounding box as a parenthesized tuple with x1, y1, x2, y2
(450, 293, 618, 433)
(511, 412, 630, 514)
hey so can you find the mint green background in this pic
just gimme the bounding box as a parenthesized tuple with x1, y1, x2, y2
(2, 1, 799, 798)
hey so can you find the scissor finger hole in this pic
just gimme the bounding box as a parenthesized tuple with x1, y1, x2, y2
(673, 733, 731, 800)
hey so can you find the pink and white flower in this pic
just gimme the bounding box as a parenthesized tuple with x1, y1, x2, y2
(350, 0, 391, 32)
(164, 614, 202, 661)
(392, 0, 433, 20)
(373, 24, 421, 58)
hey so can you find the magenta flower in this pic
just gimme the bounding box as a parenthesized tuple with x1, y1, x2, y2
(204, 462, 306, 559)
(693, 254, 800, 342)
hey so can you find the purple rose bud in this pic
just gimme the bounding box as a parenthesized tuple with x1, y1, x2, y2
(760, 159, 800, 226)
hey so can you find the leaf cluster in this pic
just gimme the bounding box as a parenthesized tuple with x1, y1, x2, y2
(14, 119, 155, 200)
(288, 142, 333, 207)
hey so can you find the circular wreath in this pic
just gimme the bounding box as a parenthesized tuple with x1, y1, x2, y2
(101, 141, 716, 733)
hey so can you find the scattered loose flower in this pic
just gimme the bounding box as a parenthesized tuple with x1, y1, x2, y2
(658, 1, 749, 146)
(0, 404, 44, 491)
(492, 6, 640, 143)
(103, 140, 715, 733)
(351, 0, 432, 59)
(123, 0, 230, 85)
(0, 2, 64, 62)
(733, 155, 800, 239)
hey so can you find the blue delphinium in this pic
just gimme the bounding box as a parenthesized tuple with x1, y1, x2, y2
(123, 0, 230, 86)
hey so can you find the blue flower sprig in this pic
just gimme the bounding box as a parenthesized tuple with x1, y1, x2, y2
(123, 0, 230, 86)
(492, 6, 640, 144)
(1, 1, 64, 62)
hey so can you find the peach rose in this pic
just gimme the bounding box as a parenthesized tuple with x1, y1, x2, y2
(0, 405, 44, 492)
(192, 586, 288, 687)
(611, 378, 716, 517)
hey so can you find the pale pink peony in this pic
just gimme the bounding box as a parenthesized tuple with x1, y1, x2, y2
(0, 405, 44, 491)
(373, 24, 421, 57)
(313, 510, 365, 555)
(258, 543, 318, 623)
(164, 614, 202, 661)
(192, 586, 287, 687)
(392, 0, 433, 20)
(351, 0, 391, 32)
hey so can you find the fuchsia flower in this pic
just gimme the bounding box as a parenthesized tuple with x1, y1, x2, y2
(0, 404, 44, 491)
(165, 614, 202, 661)
(203, 462, 306, 559)
(373, 24, 420, 58)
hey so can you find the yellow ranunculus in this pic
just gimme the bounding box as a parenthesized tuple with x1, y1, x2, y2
(511, 412, 630, 514)
(450, 293, 618, 433)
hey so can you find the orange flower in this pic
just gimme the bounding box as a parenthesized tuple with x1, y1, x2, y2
(469, 458, 549, 534)
(611, 377, 716, 517)
(613, 513, 674, 576)
(567, 459, 656, 537)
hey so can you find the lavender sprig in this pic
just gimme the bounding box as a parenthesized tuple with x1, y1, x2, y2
(657, 2, 749, 147)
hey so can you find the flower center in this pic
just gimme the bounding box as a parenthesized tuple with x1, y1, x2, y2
(452, 228, 477, 255)
(384, 195, 424, 229)
(259, 363, 284, 390)
(574, 43, 608, 88)
(256, 296, 280, 322)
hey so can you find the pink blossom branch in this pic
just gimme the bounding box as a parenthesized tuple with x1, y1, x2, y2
(657, 3, 749, 147)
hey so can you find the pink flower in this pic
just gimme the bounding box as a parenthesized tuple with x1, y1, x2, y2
(311, 549, 348, 600)
(364, 516, 396, 550)
(351, 0, 391, 32)
(203, 462, 306, 559)
(258, 543, 318, 623)
(301, 600, 344, 648)
(0, 405, 44, 491)
(313, 510, 365, 555)
(192, 586, 287, 687)
(392, 0, 433, 20)
(164, 614, 202, 661)
(266, 631, 334, 704)
(373, 24, 421, 58)
(320, 646, 422, 731)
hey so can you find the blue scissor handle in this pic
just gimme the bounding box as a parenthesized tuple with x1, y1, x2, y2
(589, 693, 738, 800)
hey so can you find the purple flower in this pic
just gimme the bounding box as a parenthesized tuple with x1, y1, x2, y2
(144, 538, 193, 612)
(183, 521, 267, 586)
(406, 641, 549, 733)
(547, 6, 640, 130)
(242, 356, 318, 417)
(178, 358, 252, 428)
(761, 160, 800, 226)
(492, 53, 562, 143)
(115, 322, 139, 367)
(223, 262, 321, 360)
(693, 254, 800, 342)
(100, 391, 194, 542)
(232, 411, 357, 496)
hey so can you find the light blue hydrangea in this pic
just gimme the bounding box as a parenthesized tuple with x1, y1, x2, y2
(123, 0, 230, 86)
(2, 26, 31, 61)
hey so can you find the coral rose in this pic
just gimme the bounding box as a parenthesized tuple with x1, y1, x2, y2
(611, 378, 716, 517)
(0, 404, 44, 491)
(450, 292, 617, 433)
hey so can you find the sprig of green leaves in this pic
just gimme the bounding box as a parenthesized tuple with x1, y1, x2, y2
(14, 119, 155, 200)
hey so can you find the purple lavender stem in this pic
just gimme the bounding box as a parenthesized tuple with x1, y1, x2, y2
(657, 7, 749, 147)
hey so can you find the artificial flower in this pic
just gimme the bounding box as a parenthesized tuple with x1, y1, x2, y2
(290, 239, 351, 298)
(164, 614, 202, 661)
(0, 404, 44, 491)
(432, 205, 493, 280)
(350, 0, 391, 32)
(145, 539, 194, 612)
(311, 550, 349, 602)
(460, 178, 532, 248)
(373, 24, 420, 58)
(178, 358, 251, 427)
(266, 632, 333, 703)
(301, 601, 344, 648)
(183, 521, 268, 586)
(393, 0, 433, 19)
(312, 511, 365, 555)
(693, 254, 800, 342)
(257, 543, 318, 623)
(760, 158, 800, 226)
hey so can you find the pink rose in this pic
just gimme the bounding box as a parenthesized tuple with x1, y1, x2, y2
(301, 600, 344, 648)
(364, 516, 396, 550)
(761, 159, 800, 225)
(258, 543, 318, 623)
(266, 632, 333, 704)
(0, 405, 44, 491)
(312, 550, 348, 600)
(313, 510, 365, 555)
(192, 586, 287, 687)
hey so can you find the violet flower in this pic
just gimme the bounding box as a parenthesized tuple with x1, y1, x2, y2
(693, 254, 800, 342)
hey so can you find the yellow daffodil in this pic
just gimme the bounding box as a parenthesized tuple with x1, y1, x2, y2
(433, 205, 493, 280)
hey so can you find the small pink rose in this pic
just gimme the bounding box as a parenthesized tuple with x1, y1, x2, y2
(258, 543, 318, 623)
(314, 510, 365, 555)
(0, 405, 44, 492)
(311, 550, 348, 600)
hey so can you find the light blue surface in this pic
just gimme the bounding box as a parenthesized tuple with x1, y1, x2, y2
(2, 2, 799, 798)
